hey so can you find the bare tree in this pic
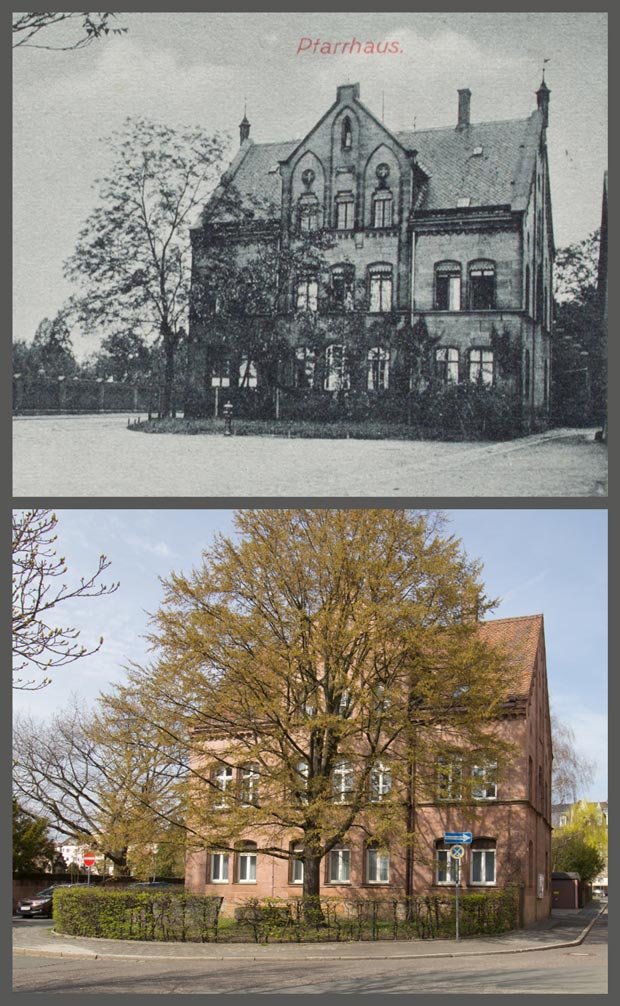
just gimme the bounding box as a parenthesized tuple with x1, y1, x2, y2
(12, 12, 126, 50)
(12, 509, 119, 690)
(551, 713, 596, 803)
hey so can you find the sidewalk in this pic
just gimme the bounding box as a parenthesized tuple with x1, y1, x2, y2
(13, 902, 605, 963)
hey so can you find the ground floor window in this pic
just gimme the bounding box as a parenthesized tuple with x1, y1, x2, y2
(210, 852, 229, 883)
(367, 346, 390, 391)
(435, 347, 459, 383)
(239, 357, 257, 388)
(470, 840, 496, 885)
(237, 845, 257, 883)
(294, 346, 316, 389)
(324, 344, 350, 392)
(328, 846, 350, 883)
(211, 359, 231, 388)
(366, 847, 390, 884)
(435, 842, 458, 884)
(468, 348, 494, 385)
(290, 843, 304, 884)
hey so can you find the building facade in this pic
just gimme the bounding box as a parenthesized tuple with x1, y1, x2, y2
(186, 80, 554, 434)
(186, 614, 553, 927)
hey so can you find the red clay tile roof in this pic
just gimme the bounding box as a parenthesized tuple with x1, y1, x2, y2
(479, 613, 544, 699)
(205, 109, 542, 223)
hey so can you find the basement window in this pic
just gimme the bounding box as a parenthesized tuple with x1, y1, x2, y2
(473, 146, 483, 156)
(457, 197, 471, 207)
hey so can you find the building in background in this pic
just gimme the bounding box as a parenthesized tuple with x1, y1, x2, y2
(187, 79, 554, 435)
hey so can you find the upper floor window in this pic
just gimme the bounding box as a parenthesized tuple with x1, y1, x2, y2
(239, 357, 257, 388)
(335, 192, 354, 230)
(296, 274, 318, 312)
(324, 343, 350, 391)
(332, 759, 354, 803)
(367, 346, 390, 391)
(469, 260, 496, 310)
(435, 347, 459, 384)
(525, 263, 531, 314)
(331, 264, 355, 311)
(298, 193, 320, 233)
(212, 765, 233, 809)
(240, 764, 259, 805)
(294, 346, 316, 388)
(437, 754, 463, 800)
(369, 264, 393, 313)
(435, 261, 461, 311)
(471, 761, 498, 800)
(524, 348, 531, 398)
(470, 839, 496, 885)
(372, 190, 393, 228)
(468, 348, 494, 386)
(366, 845, 390, 884)
(369, 762, 391, 802)
(341, 116, 353, 149)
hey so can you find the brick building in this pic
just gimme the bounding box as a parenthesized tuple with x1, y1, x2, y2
(186, 613, 553, 927)
(186, 79, 554, 434)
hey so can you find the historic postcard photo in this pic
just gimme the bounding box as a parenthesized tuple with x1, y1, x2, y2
(12, 12, 607, 496)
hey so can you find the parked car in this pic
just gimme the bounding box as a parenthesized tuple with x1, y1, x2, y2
(17, 884, 81, 918)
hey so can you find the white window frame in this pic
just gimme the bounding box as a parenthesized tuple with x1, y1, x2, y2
(294, 346, 316, 388)
(435, 347, 459, 384)
(367, 346, 390, 391)
(436, 847, 458, 885)
(437, 755, 463, 801)
(332, 759, 354, 803)
(240, 764, 259, 806)
(369, 762, 391, 802)
(471, 762, 498, 800)
(372, 192, 393, 228)
(470, 846, 496, 886)
(335, 195, 354, 230)
(296, 276, 318, 313)
(291, 844, 304, 884)
(328, 847, 351, 883)
(237, 848, 257, 883)
(469, 262, 496, 310)
(468, 348, 494, 386)
(324, 344, 349, 392)
(210, 852, 229, 883)
(211, 359, 231, 388)
(366, 847, 390, 884)
(213, 765, 233, 809)
(239, 357, 258, 388)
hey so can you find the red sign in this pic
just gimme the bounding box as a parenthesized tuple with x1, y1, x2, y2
(83, 852, 96, 868)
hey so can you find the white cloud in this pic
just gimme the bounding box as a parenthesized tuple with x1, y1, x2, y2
(124, 534, 178, 559)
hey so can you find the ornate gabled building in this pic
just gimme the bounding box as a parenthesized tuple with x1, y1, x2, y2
(186, 80, 554, 434)
(186, 614, 553, 927)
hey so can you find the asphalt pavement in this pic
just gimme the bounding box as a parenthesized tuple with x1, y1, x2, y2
(13, 901, 606, 963)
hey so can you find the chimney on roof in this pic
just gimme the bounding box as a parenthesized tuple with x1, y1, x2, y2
(337, 82, 360, 103)
(536, 77, 550, 129)
(457, 88, 471, 129)
(239, 111, 251, 146)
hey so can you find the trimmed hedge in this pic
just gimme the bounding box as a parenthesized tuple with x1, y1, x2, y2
(54, 888, 518, 943)
(54, 887, 223, 943)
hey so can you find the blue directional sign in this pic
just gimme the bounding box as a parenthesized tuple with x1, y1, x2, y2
(444, 831, 472, 844)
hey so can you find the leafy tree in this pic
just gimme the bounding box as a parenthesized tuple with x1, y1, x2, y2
(554, 230, 600, 304)
(13, 799, 55, 873)
(65, 118, 226, 417)
(91, 331, 152, 382)
(12, 509, 119, 690)
(13, 700, 185, 875)
(552, 832, 605, 884)
(551, 715, 595, 803)
(13, 313, 78, 381)
(13, 12, 127, 50)
(99, 509, 520, 913)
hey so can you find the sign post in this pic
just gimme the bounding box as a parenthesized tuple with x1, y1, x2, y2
(83, 851, 96, 885)
(449, 844, 465, 940)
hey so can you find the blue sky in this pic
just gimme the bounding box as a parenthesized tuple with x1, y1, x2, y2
(12, 508, 607, 801)
(14, 11, 606, 354)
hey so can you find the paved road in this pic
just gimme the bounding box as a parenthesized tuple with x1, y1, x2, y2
(13, 908, 607, 994)
(13, 415, 607, 498)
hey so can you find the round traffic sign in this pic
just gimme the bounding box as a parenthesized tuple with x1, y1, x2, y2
(83, 852, 96, 868)
(449, 844, 465, 860)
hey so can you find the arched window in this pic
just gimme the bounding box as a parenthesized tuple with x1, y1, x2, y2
(331, 264, 354, 311)
(470, 838, 496, 885)
(435, 347, 459, 384)
(335, 191, 354, 230)
(341, 116, 353, 149)
(236, 841, 257, 883)
(372, 190, 393, 228)
(435, 839, 458, 885)
(468, 348, 494, 385)
(435, 261, 461, 311)
(298, 193, 320, 233)
(368, 264, 393, 313)
(324, 344, 349, 391)
(367, 346, 390, 390)
(366, 842, 390, 884)
(469, 259, 496, 310)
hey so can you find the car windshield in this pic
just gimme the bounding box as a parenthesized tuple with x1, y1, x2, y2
(33, 888, 55, 897)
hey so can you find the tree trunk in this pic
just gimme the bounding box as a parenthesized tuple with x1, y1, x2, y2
(302, 852, 324, 926)
(161, 321, 175, 418)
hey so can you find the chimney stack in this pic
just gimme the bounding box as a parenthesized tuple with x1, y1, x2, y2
(457, 88, 471, 129)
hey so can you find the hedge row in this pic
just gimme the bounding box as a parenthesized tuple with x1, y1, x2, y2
(54, 888, 519, 943)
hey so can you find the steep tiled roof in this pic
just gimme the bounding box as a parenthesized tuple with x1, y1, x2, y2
(206, 110, 541, 222)
(479, 613, 543, 699)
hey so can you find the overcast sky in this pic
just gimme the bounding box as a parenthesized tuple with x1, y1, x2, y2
(12, 508, 608, 803)
(13, 11, 607, 357)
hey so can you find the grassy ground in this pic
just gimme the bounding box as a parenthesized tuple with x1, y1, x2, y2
(127, 416, 464, 441)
